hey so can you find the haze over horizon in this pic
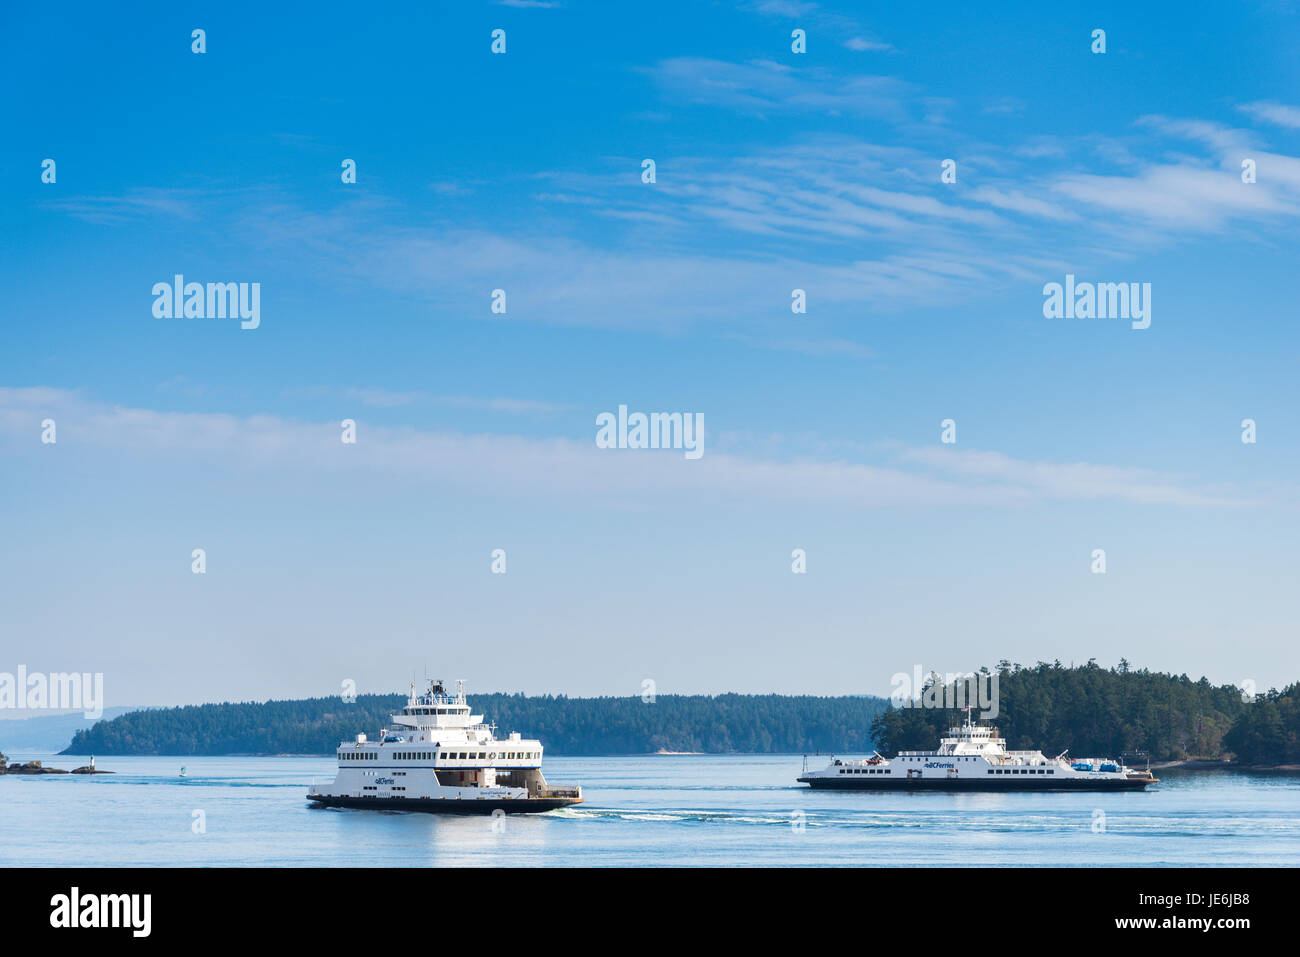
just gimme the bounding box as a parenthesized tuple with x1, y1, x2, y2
(3, 2, 1299, 710)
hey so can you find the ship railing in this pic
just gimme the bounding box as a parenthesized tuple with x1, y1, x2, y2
(534, 785, 582, 799)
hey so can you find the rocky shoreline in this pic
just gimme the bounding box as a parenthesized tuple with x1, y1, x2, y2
(1150, 758, 1300, 771)
(0, 752, 112, 775)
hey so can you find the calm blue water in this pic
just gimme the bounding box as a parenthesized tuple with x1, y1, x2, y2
(2, 754, 1297, 866)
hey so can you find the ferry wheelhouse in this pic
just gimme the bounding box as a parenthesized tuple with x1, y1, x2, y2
(798, 709, 1157, 791)
(307, 679, 582, 813)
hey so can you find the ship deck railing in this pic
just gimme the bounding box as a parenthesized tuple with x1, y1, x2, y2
(534, 785, 581, 799)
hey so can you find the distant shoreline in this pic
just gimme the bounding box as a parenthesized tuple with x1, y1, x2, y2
(22, 750, 1300, 770)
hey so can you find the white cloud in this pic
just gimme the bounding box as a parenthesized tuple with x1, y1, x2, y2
(1237, 101, 1300, 129)
(645, 57, 909, 118)
(1052, 163, 1295, 229)
(844, 36, 894, 53)
(0, 388, 1250, 510)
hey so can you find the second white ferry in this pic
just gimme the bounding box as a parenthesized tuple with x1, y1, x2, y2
(307, 679, 583, 813)
(798, 710, 1158, 791)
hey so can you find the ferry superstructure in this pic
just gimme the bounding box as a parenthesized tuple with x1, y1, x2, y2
(307, 679, 582, 813)
(798, 710, 1157, 791)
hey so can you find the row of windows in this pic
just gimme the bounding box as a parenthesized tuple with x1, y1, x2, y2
(343, 749, 540, 762)
(839, 768, 891, 774)
(901, 756, 981, 761)
(430, 751, 540, 761)
(988, 768, 1053, 775)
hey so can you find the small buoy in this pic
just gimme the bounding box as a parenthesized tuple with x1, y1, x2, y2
(179, 767, 187, 777)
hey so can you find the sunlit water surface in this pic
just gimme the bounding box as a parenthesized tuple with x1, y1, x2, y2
(2, 754, 1296, 866)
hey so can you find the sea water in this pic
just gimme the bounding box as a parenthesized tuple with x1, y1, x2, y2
(2, 754, 1297, 867)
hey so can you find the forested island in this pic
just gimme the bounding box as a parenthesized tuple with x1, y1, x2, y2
(57, 662, 1300, 766)
(62, 692, 888, 756)
(870, 660, 1300, 767)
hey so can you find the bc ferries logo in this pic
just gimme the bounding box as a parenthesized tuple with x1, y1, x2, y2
(924, 762, 955, 769)
(1042, 274, 1151, 330)
(152, 275, 261, 330)
(376, 777, 395, 785)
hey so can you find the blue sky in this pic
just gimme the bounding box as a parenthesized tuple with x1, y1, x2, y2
(2, 1, 1299, 709)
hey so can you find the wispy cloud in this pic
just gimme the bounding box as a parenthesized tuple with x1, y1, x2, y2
(645, 57, 909, 118)
(844, 36, 894, 53)
(1237, 100, 1300, 129)
(289, 386, 574, 414)
(748, 0, 897, 53)
(41, 188, 201, 225)
(897, 447, 1245, 508)
(0, 388, 1253, 509)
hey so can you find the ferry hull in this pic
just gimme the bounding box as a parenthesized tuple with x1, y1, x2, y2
(797, 775, 1155, 792)
(307, 793, 582, 814)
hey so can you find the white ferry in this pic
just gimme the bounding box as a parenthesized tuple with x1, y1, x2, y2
(307, 679, 583, 814)
(798, 710, 1157, 791)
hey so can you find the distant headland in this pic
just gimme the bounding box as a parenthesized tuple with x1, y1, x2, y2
(52, 662, 1300, 768)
